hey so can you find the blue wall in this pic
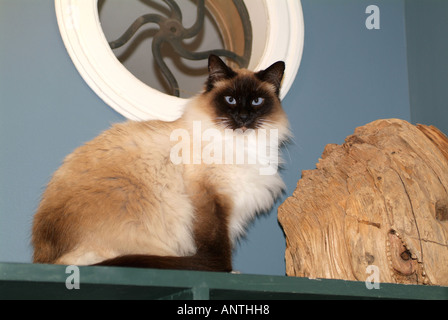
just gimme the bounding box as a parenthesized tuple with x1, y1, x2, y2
(405, 0, 448, 135)
(0, 0, 444, 276)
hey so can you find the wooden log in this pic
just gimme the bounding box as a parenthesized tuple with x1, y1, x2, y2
(278, 119, 448, 286)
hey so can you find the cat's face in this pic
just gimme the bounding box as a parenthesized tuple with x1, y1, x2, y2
(204, 55, 286, 131)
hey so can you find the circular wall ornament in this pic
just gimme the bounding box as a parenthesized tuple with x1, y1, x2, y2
(55, 0, 304, 121)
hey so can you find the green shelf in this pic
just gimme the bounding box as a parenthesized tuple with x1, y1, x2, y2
(0, 262, 446, 300)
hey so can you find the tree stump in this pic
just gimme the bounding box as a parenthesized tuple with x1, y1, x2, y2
(278, 119, 448, 286)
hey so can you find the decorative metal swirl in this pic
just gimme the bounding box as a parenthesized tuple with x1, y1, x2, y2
(108, 0, 252, 97)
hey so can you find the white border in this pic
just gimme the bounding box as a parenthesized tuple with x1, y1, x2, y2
(55, 0, 304, 121)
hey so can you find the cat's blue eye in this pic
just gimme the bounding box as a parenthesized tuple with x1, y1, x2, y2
(225, 96, 237, 105)
(251, 97, 264, 106)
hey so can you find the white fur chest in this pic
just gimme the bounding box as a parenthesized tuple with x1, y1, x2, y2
(210, 128, 287, 243)
(224, 164, 285, 243)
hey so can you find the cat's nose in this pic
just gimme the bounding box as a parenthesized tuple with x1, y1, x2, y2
(239, 113, 249, 121)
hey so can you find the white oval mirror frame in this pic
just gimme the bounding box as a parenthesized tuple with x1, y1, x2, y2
(55, 0, 304, 121)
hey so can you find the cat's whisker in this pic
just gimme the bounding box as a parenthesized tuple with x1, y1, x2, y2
(258, 118, 277, 124)
(283, 133, 299, 148)
(256, 120, 276, 130)
(281, 143, 293, 164)
(214, 118, 234, 130)
(259, 122, 275, 128)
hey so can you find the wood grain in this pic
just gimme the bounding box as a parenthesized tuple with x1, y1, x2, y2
(278, 119, 448, 285)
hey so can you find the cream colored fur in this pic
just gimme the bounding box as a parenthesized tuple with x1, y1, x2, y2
(32, 67, 290, 266)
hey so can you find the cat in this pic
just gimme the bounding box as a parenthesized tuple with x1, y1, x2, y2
(31, 55, 290, 272)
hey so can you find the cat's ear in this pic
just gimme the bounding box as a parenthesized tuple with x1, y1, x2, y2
(206, 55, 236, 91)
(256, 61, 285, 96)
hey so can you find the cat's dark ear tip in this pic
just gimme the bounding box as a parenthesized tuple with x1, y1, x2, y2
(206, 55, 236, 91)
(208, 54, 220, 61)
(208, 54, 224, 67)
(255, 60, 286, 95)
(273, 61, 286, 71)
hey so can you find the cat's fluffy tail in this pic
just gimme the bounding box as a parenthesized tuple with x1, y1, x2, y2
(93, 254, 231, 272)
